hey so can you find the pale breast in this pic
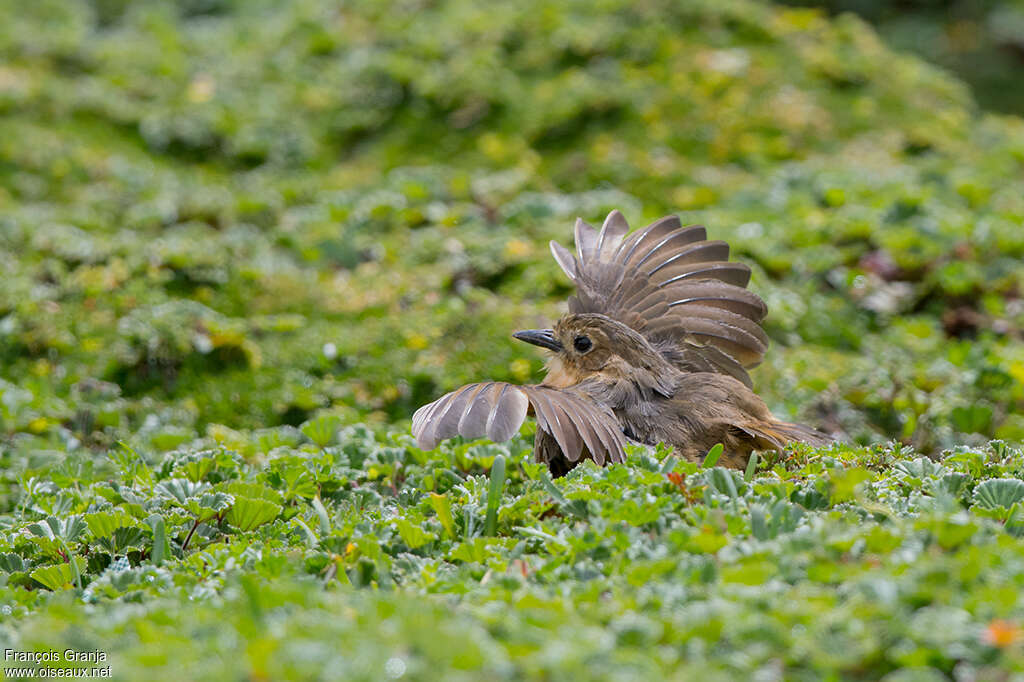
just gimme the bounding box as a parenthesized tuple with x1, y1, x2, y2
(541, 356, 582, 389)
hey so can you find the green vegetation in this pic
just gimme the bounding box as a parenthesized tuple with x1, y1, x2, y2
(790, 0, 1024, 116)
(1, 0, 1023, 679)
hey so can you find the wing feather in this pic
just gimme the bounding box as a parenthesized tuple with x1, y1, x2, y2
(597, 209, 630, 259)
(485, 383, 530, 442)
(551, 211, 770, 383)
(524, 385, 626, 466)
(412, 382, 626, 466)
(455, 383, 491, 440)
(574, 218, 599, 264)
(632, 229, 720, 272)
(645, 240, 731, 275)
(549, 240, 578, 281)
(527, 387, 582, 462)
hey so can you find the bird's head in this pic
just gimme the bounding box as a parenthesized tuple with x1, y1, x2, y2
(513, 313, 675, 394)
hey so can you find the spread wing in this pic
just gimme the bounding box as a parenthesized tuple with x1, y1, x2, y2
(412, 382, 626, 466)
(550, 210, 769, 387)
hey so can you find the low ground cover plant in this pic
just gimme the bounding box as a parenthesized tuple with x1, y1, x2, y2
(1, 0, 1022, 679)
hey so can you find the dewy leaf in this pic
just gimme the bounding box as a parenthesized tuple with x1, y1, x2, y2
(96, 527, 149, 556)
(974, 478, 1024, 511)
(894, 457, 945, 479)
(185, 492, 235, 522)
(157, 479, 212, 506)
(937, 472, 971, 498)
(0, 553, 28, 573)
(84, 511, 142, 539)
(225, 497, 282, 531)
(27, 516, 87, 543)
(177, 457, 215, 484)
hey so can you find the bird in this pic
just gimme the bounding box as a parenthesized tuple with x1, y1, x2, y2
(412, 210, 830, 477)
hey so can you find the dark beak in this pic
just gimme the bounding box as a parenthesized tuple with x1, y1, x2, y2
(513, 329, 563, 352)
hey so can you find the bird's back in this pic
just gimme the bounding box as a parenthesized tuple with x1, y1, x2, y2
(583, 370, 829, 467)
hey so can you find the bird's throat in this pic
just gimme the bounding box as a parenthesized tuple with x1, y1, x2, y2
(542, 356, 582, 388)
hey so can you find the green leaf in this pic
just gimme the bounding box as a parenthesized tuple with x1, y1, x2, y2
(792, 486, 831, 510)
(830, 467, 873, 503)
(311, 496, 332, 537)
(147, 515, 167, 566)
(226, 497, 283, 531)
(291, 518, 319, 547)
(269, 461, 319, 501)
(937, 472, 971, 498)
(921, 516, 974, 548)
(185, 492, 235, 521)
(894, 457, 944, 479)
(178, 458, 215, 483)
(686, 527, 728, 554)
(973, 478, 1024, 512)
(449, 538, 503, 564)
(705, 467, 742, 500)
(217, 481, 283, 505)
(394, 518, 435, 549)
(750, 504, 769, 541)
(951, 405, 993, 434)
(96, 527, 149, 555)
(429, 493, 457, 540)
(27, 516, 88, 544)
(157, 479, 211, 505)
(301, 415, 343, 448)
(84, 511, 142, 539)
(1005, 504, 1024, 538)
(702, 443, 723, 468)
(0, 553, 28, 573)
(109, 443, 153, 487)
(31, 559, 86, 591)
(743, 452, 758, 482)
(484, 455, 506, 537)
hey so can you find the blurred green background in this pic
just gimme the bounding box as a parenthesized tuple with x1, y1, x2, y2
(788, 0, 1024, 115)
(2, 0, 1021, 462)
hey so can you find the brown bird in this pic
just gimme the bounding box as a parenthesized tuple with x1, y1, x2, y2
(412, 210, 829, 476)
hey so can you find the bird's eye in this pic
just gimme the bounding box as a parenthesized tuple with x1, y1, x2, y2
(573, 335, 593, 353)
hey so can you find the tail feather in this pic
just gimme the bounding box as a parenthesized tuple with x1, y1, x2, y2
(737, 420, 832, 452)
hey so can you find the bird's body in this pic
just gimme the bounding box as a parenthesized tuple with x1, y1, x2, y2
(412, 211, 830, 476)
